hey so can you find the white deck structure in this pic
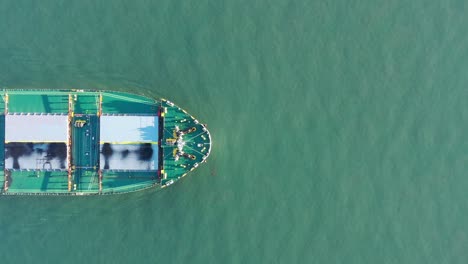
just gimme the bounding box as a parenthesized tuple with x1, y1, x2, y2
(100, 116, 158, 143)
(99, 115, 158, 170)
(5, 115, 68, 142)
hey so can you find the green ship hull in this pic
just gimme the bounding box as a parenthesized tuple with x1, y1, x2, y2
(0, 89, 212, 195)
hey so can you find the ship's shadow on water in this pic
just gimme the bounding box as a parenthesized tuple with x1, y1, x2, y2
(4, 142, 67, 170)
(100, 143, 155, 170)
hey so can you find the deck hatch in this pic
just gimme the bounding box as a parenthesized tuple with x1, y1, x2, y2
(5, 115, 67, 142)
(4, 115, 69, 170)
(99, 115, 159, 170)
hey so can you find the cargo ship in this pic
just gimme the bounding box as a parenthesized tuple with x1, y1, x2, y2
(0, 89, 211, 195)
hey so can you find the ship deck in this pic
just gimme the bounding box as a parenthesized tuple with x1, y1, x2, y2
(0, 89, 211, 195)
(159, 100, 211, 185)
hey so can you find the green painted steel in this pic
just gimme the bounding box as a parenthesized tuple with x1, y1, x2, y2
(160, 100, 211, 185)
(9, 93, 69, 113)
(101, 171, 156, 194)
(0, 93, 5, 113)
(6, 171, 69, 194)
(0, 171, 4, 193)
(0, 89, 212, 195)
(74, 169, 100, 193)
(101, 92, 157, 114)
(74, 94, 99, 114)
(0, 115, 4, 168)
(72, 115, 99, 169)
(0, 116, 4, 193)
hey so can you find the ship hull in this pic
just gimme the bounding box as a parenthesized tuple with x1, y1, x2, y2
(0, 89, 211, 195)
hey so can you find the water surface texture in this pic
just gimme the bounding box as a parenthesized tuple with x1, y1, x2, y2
(1, 1, 468, 263)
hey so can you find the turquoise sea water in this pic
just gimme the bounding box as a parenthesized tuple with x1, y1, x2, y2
(1, 1, 468, 263)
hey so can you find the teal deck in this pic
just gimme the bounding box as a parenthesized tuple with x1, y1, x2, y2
(72, 115, 100, 168)
(101, 171, 156, 193)
(0, 89, 211, 195)
(160, 100, 211, 185)
(6, 171, 69, 194)
(101, 92, 157, 114)
(8, 93, 69, 114)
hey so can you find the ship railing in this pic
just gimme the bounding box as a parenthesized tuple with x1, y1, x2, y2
(3, 93, 8, 114)
(3, 169, 10, 192)
(98, 169, 103, 192)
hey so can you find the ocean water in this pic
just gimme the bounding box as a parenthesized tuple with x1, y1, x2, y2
(1, 1, 468, 263)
